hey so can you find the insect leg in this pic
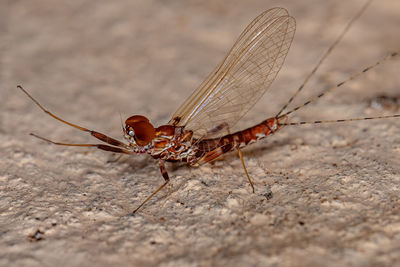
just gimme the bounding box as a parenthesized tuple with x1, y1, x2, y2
(237, 149, 255, 193)
(30, 133, 133, 154)
(132, 160, 170, 214)
(227, 124, 256, 192)
(17, 85, 128, 148)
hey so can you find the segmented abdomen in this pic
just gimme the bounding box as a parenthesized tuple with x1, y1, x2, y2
(195, 117, 280, 164)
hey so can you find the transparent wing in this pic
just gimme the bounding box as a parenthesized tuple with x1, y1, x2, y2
(169, 7, 296, 138)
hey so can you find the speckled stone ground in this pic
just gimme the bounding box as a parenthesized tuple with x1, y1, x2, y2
(1, 0, 400, 266)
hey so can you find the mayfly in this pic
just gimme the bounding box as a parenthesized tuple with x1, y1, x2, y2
(18, 2, 399, 213)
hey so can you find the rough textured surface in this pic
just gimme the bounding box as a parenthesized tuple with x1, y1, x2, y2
(1, 0, 400, 266)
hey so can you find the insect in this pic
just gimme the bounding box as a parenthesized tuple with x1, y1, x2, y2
(18, 2, 399, 213)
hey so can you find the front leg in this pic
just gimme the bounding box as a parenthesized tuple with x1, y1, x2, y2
(18, 85, 129, 149)
(132, 160, 170, 214)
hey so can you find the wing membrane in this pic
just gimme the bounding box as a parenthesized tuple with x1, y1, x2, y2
(169, 8, 296, 138)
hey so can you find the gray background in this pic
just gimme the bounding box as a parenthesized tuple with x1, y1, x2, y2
(1, 0, 400, 266)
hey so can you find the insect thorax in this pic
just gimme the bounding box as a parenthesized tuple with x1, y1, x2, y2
(149, 125, 198, 163)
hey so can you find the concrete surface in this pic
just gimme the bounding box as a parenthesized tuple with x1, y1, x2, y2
(1, 0, 400, 266)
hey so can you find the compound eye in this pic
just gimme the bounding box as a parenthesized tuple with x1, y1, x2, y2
(125, 115, 149, 125)
(125, 115, 155, 146)
(132, 121, 155, 146)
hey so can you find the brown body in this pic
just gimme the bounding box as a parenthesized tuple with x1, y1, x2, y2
(149, 117, 280, 165)
(196, 118, 280, 164)
(17, 4, 400, 213)
(151, 125, 195, 163)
